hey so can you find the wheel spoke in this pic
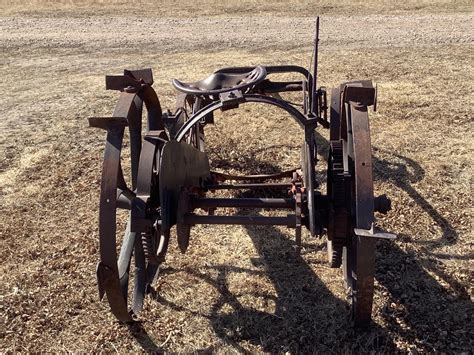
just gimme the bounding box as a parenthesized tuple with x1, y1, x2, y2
(116, 188, 135, 210)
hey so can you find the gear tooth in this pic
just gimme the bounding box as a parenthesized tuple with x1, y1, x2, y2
(327, 140, 348, 268)
(330, 249, 343, 268)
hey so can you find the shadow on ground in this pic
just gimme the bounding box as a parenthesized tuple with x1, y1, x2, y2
(127, 322, 164, 353)
(200, 222, 396, 353)
(132, 132, 471, 352)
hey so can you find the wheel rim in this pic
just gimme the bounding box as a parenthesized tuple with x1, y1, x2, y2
(96, 90, 166, 321)
(344, 101, 375, 326)
(332, 84, 376, 326)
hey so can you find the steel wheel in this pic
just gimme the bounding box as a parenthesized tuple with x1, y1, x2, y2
(343, 100, 376, 327)
(329, 83, 376, 326)
(92, 89, 167, 322)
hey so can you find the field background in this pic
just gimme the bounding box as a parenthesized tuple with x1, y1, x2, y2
(1, 0, 473, 352)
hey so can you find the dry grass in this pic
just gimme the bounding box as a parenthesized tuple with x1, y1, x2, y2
(1, 1, 473, 353)
(1, 0, 472, 17)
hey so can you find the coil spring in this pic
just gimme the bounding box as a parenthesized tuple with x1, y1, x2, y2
(141, 229, 159, 265)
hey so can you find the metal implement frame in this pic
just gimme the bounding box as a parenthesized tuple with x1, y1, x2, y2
(89, 18, 394, 328)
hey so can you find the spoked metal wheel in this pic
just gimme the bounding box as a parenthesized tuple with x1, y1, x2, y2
(328, 83, 376, 326)
(92, 90, 167, 322)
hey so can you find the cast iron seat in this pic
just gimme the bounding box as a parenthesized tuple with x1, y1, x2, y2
(172, 66, 267, 96)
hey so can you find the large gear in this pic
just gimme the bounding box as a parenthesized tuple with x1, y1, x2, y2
(327, 140, 349, 268)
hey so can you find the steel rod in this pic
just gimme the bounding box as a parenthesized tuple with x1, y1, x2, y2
(183, 214, 296, 227)
(311, 16, 320, 116)
(192, 197, 294, 209)
(206, 183, 292, 190)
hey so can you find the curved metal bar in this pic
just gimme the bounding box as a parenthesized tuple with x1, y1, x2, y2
(175, 94, 309, 142)
(215, 65, 314, 109)
(140, 85, 164, 131)
(349, 103, 375, 326)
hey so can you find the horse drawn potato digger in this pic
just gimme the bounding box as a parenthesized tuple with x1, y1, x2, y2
(89, 18, 394, 327)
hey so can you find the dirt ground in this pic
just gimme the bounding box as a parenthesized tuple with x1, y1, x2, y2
(1, 1, 473, 353)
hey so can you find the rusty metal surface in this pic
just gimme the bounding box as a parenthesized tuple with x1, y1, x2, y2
(346, 101, 376, 327)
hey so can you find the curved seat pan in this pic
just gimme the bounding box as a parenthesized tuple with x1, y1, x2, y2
(172, 66, 267, 96)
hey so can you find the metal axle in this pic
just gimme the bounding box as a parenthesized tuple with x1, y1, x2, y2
(191, 197, 295, 209)
(206, 182, 293, 190)
(183, 214, 296, 227)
